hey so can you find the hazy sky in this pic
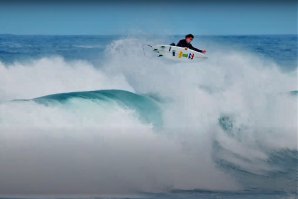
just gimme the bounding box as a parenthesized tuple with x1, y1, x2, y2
(0, 0, 297, 35)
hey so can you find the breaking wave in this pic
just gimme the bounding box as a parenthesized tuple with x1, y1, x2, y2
(0, 38, 297, 195)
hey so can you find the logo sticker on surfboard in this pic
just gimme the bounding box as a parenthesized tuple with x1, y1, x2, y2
(178, 51, 194, 59)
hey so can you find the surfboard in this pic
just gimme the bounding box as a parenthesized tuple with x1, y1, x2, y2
(150, 45, 207, 62)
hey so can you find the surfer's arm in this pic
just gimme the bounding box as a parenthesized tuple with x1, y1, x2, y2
(189, 44, 203, 53)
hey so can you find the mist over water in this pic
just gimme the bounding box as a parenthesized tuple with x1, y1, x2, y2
(0, 36, 297, 195)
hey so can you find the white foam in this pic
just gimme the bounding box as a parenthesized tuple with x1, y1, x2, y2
(0, 57, 133, 100)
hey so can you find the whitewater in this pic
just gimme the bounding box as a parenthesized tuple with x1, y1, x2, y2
(0, 35, 297, 198)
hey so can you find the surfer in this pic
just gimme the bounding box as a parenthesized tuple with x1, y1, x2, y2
(175, 34, 206, 54)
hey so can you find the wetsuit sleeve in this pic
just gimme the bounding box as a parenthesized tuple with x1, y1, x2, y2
(176, 40, 184, 47)
(189, 44, 203, 53)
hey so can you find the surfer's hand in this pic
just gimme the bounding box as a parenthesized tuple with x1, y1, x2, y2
(202, 50, 207, 54)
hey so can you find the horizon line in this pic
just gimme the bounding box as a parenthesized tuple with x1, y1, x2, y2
(0, 33, 297, 36)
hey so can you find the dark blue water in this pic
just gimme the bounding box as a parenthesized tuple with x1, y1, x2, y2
(0, 34, 110, 65)
(0, 34, 297, 70)
(200, 35, 298, 71)
(0, 191, 295, 199)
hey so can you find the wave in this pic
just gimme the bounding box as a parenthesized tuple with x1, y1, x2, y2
(33, 89, 162, 127)
(217, 114, 297, 192)
(0, 37, 297, 194)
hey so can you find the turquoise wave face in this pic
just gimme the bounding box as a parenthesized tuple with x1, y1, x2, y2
(32, 89, 163, 128)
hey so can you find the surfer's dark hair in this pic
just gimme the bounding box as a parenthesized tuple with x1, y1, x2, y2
(185, 34, 194, 39)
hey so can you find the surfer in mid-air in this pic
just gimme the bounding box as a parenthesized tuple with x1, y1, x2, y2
(174, 34, 206, 54)
(149, 33, 208, 62)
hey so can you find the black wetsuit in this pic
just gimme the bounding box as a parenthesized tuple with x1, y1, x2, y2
(176, 39, 203, 53)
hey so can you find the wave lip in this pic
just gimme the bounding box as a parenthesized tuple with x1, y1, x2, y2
(33, 89, 163, 127)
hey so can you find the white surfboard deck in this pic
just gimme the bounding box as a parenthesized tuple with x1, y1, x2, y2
(151, 45, 207, 62)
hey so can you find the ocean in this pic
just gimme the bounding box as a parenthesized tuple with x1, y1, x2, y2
(0, 34, 297, 199)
